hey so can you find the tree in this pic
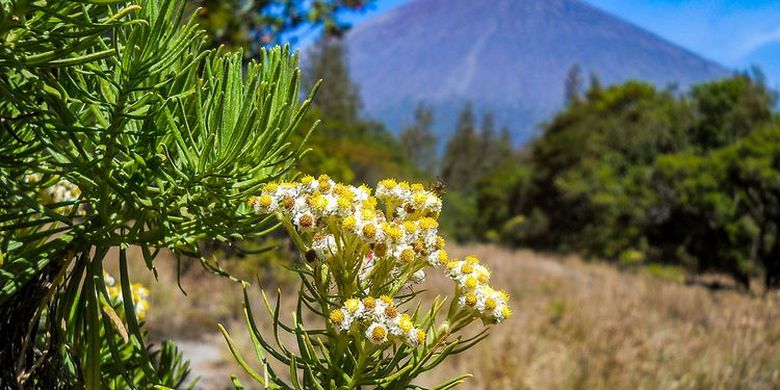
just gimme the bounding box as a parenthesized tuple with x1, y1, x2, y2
(0, 1, 316, 387)
(564, 64, 584, 104)
(690, 71, 776, 150)
(189, 0, 374, 55)
(297, 36, 415, 184)
(400, 102, 437, 174)
(442, 104, 481, 192)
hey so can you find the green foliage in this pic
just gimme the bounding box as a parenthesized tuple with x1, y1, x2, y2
(0, 0, 317, 387)
(189, 0, 374, 55)
(470, 73, 780, 288)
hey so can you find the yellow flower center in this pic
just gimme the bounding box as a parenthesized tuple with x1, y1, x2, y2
(342, 216, 357, 230)
(363, 296, 376, 309)
(362, 224, 377, 239)
(418, 217, 438, 230)
(502, 306, 512, 319)
(437, 250, 449, 264)
(298, 214, 314, 228)
(399, 314, 413, 332)
(281, 196, 295, 210)
(400, 248, 416, 263)
(370, 325, 388, 342)
(384, 305, 398, 318)
(415, 329, 426, 345)
(258, 194, 273, 208)
(465, 292, 477, 306)
(329, 309, 345, 324)
(378, 179, 397, 189)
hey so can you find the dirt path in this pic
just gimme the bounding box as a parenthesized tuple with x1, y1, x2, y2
(175, 335, 232, 390)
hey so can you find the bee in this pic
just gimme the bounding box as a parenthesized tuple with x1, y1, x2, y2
(429, 176, 447, 196)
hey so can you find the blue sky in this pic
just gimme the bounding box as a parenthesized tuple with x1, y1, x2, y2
(340, 0, 780, 87)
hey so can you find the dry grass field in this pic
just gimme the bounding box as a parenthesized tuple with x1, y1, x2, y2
(125, 245, 780, 389)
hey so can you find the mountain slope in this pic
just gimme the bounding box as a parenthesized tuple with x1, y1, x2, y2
(343, 0, 730, 142)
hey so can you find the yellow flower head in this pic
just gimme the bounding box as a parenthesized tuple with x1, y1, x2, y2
(360, 208, 375, 221)
(403, 220, 418, 234)
(318, 178, 331, 193)
(298, 214, 315, 229)
(373, 242, 388, 257)
(363, 197, 378, 210)
(247, 196, 257, 207)
(464, 276, 478, 289)
(501, 306, 512, 319)
(342, 215, 357, 231)
(280, 196, 295, 210)
(336, 195, 352, 212)
(414, 329, 426, 345)
(309, 194, 328, 212)
(262, 182, 279, 192)
(370, 324, 388, 342)
(379, 295, 393, 305)
(437, 250, 449, 265)
(485, 297, 497, 311)
(411, 183, 425, 191)
(399, 314, 413, 332)
(435, 236, 446, 250)
(464, 292, 478, 307)
(382, 223, 403, 242)
(363, 296, 376, 309)
(345, 298, 361, 314)
(418, 217, 439, 230)
(399, 248, 416, 263)
(258, 194, 273, 208)
(461, 263, 474, 274)
(378, 179, 397, 189)
(465, 255, 480, 265)
(384, 305, 398, 318)
(300, 175, 315, 185)
(362, 224, 377, 239)
(412, 192, 427, 207)
(329, 309, 345, 325)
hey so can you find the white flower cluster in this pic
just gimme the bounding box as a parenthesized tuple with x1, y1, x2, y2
(329, 296, 426, 347)
(448, 256, 511, 324)
(248, 175, 450, 276)
(248, 175, 512, 335)
(25, 173, 87, 216)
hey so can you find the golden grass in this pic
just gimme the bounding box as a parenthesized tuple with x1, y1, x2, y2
(134, 245, 780, 389)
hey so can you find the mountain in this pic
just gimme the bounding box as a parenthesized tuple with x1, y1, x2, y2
(342, 0, 730, 143)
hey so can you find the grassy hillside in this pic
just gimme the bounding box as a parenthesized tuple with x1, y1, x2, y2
(129, 246, 780, 389)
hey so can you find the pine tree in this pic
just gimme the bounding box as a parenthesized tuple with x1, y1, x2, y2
(565, 64, 584, 104)
(442, 104, 481, 191)
(303, 36, 362, 125)
(400, 102, 437, 174)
